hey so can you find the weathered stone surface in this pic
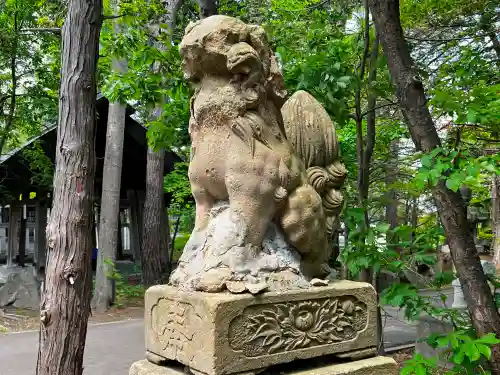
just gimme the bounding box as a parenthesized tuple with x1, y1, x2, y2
(0, 266, 40, 310)
(335, 347, 377, 361)
(129, 360, 186, 375)
(146, 281, 377, 375)
(0, 265, 22, 285)
(170, 15, 347, 293)
(170, 202, 310, 293)
(416, 314, 454, 368)
(130, 356, 397, 375)
(282, 356, 398, 375)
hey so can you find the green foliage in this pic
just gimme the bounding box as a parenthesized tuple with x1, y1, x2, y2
(115, 283, 146, 307)
(0, 0, 61, 155)
(98, 0, 192, 151)
(263, 0, 360, 125)
(414, 147, 500, 192)
(403, 332, 500, 375)
(103, 259, 145, 308)
(164, 161, 193, 209)
(401, 353, 439, 375)
(21, 140, 54, 188)
(172, 232, 190, 261)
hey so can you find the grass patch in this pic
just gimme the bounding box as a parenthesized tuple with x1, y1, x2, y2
(172, 233, 190, 261)
(115, 281, 145, 308)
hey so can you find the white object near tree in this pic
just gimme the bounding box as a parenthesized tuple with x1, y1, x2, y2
(452, 260, 496, 309)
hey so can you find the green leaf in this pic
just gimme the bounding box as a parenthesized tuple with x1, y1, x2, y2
(414, 253, 436, 265)
(476, 343, 492, 359)
(445, 176, 462, 192)
(452, 350, 465, 365)
(415, 364, 427, 375)
(337, 81, 347, 89)
(421, 154, 433, 168)
(477, 333, 500, 345)
(375, 223, 390, 233)
(463, 342, 481, 361)
(450, 334, 459, 349)
(466, 110, 476, 123)
(437, 336, 450, 348)
(366, 230, 376, 245)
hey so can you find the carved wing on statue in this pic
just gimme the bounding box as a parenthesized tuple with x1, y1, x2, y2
(281, 91, 347, 235)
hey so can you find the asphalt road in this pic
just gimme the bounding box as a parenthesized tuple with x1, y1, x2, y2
(0, 312, 420, 375)
(0, 320, 144, 375)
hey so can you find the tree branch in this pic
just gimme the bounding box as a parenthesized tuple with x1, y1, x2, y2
(406, 30, 499, 43)
(359, 101, 397, 117)
(101, 14, 126, 21)
(20, 28, 61, 34)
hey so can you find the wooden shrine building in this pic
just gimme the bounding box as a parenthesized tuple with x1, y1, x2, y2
(0, 95, 181, 275)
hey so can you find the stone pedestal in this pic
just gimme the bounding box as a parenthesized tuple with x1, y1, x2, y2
(131, 280, 398, 375)
(130, 356, 398, 375)
(145, 281, 376, 375)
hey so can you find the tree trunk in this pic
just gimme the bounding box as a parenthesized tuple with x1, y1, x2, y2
(7, 201, 21, 267)
(93, 99, 126, 310)
(354, 3, 378, 283)
(162, 206, 170, 272)
(493, 175, 500, 269)
(141, 148, 166, 287)
(93, 0, 127, 311)
(127, 190, 142, 264)
(368, 0, 500, 372)
(35, 202, 48, 278)
(385, 139, 399, 254)
(36, 0, 102, 373)
(410, 197, 418, 243)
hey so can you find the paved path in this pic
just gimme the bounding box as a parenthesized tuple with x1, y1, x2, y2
(0, 320, 144, 375)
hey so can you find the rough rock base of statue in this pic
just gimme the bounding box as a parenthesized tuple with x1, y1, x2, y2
(129, 281, 398, 375)
(169, 202, 311, 294)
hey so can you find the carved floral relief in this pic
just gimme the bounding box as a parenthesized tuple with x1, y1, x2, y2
(228, 297, 368, 357)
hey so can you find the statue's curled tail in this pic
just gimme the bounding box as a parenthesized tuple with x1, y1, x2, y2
(279, 91, 347, 270)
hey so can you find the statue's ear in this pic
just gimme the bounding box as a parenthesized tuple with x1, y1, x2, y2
(247, 25, 271, 75)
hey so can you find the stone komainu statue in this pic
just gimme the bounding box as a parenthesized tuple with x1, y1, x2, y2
(169, 15, 347, 293)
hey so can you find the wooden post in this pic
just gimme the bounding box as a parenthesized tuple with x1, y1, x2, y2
(18, 217, 26, 267)
(117, 211, 123, 260)
(137, 190, 145, 240)
(35, 201, 48, 276)
(127, 190, 141, 264)
(7, 201, 22, 267)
